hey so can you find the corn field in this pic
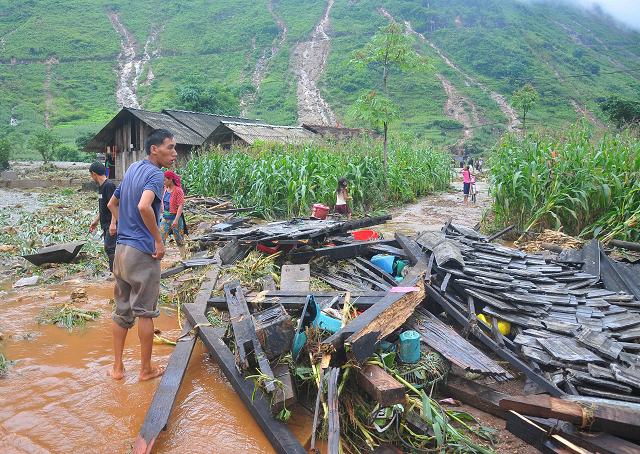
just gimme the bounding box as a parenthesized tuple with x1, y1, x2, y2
(490, 126, 640, 241)
(178, 137, 452, 219)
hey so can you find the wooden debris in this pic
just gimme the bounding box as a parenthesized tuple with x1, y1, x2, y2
(324, 277, 426, 366)
(506, 411, 593, 454)
(355, 365, 405, 408)
(132, 268, 219, 454)
(225, 280, 275, 391)
(499, 394, 640, 442)
(407, 307, 509, 379)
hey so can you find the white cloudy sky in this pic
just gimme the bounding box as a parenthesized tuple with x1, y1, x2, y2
(566, 0, 640, 30)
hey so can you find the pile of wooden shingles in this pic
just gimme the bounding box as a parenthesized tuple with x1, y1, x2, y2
(425, 223, 640, 404)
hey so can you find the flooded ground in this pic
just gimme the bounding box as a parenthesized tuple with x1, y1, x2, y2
(0, 174, 494, 454)
(0, 240, 321, 453)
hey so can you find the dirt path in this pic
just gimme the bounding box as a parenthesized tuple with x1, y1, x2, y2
(378, 175, 491, 237)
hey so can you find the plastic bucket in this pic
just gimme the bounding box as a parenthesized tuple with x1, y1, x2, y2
(399, 330, 421, 363)
(371, 254, 394, 274)
(311, 203, 329, 220)
(351, 230, 379, 241)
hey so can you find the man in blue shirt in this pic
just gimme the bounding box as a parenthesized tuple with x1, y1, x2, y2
(107, 129, 177, 381)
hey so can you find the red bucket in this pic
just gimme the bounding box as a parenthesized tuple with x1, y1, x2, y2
(351, 230, 379, 241)
(311, 203, 329, 220)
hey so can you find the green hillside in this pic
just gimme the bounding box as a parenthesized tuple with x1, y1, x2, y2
(0, 0, 638, 155)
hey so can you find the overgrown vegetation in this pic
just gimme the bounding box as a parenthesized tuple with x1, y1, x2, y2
(490, 124, 640, 241)
(0, 0, 638, 156)
(179, 137, 452, 219)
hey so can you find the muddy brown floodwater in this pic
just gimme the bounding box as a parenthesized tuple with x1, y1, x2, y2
(0, 276, 316, 453)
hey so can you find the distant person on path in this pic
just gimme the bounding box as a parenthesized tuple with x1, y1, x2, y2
(459, 164, 475, 204)
(335, 176, 352, 220)
(106, 129, 177, 381)
(478, 158, 483, 172)
(160, 170, 188, 260)
(88, 162, 117, 277)
(468, 156, 474, 169)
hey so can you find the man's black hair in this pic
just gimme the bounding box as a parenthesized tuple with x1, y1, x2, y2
(144, 129, 174, 155)
(89, 161, 106, 176)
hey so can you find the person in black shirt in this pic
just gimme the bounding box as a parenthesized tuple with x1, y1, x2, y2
(89, 161, 118, 275)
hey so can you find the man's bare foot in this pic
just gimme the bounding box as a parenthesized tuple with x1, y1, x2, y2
(108, 365, 125, 380)
(139, 365, 165, 381)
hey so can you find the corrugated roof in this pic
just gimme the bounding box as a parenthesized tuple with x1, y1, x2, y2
(302, 124, 380, 140)
(163, 109, 267, 138)
(128, 109, 204, 145)
(83, 108, 205, 153)
(214, 121, 316, 145)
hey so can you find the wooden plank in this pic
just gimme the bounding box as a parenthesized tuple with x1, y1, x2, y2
(407, 308, 509, 378)
(327, 367, 341, 454)
(505, 411, 593, 454)
(574, 327, 623, 360)
(272, 363, 296, 413)
(530, 417, 640, 454)
(487, 224, 515, 242)
(354, 257, 398, 287)
(280, 264, 310, 291)
(181, 303, 307, 454)
(132, 268, 219, 454)
(225, 280, 275, 391)
(161, 263, 187, 279)
(566, 368, 632, 393)
(324, 280, 427, 366)
(500, 395, 640, 442)
(292, 238, 398, 262)
(537, 337, 604, 364)
(602, 312, 640, 331)
(441, 376, 510, 419)
(355, 365, 405, 407)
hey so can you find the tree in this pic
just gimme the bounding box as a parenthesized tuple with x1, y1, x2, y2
(28, 130, 61, 163)
(174, 77, 243, 116)
(511, 84, 539, 134)
(75, 131, 96, 152)
(349, 92, 399, 169)
(348, 22, 432, 178)
(601, 94, 640, 128)
(56, 144, 80, 162)
(0, 135, 11, 170)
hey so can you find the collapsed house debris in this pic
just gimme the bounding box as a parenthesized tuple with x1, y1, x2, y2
(133, 212, 640, 454)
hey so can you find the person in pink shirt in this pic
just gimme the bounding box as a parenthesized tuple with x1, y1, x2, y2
(459, 165, 475, 204)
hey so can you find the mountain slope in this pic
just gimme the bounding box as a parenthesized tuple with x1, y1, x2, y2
(1, 0, 638, 153)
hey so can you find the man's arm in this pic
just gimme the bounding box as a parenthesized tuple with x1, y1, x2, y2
(138, 190, 165, 260)
(89, 214, 100, 232)
(107, 195, 120, 236)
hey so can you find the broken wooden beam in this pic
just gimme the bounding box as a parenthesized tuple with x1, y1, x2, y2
(272, 363, 296, 413)
(355, 365, 406, 408)
(499, 394, 640, 442)
(529, 416, 640, 454)
(291, 238, 399, 262)
(327, 367, 341, 454)
(132, 268, 219, 454)
(407, 307, 510, 380)
(323, 278, 426, 366)
(609, 239, 640, 252)
(487, 224, 515, 243)
(225, 280, 275, 392)
(506, 411, 592, 454)
(181, 302, 307, 454)
(207, 290, 388, 310)
(441, 376, 510, 419)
